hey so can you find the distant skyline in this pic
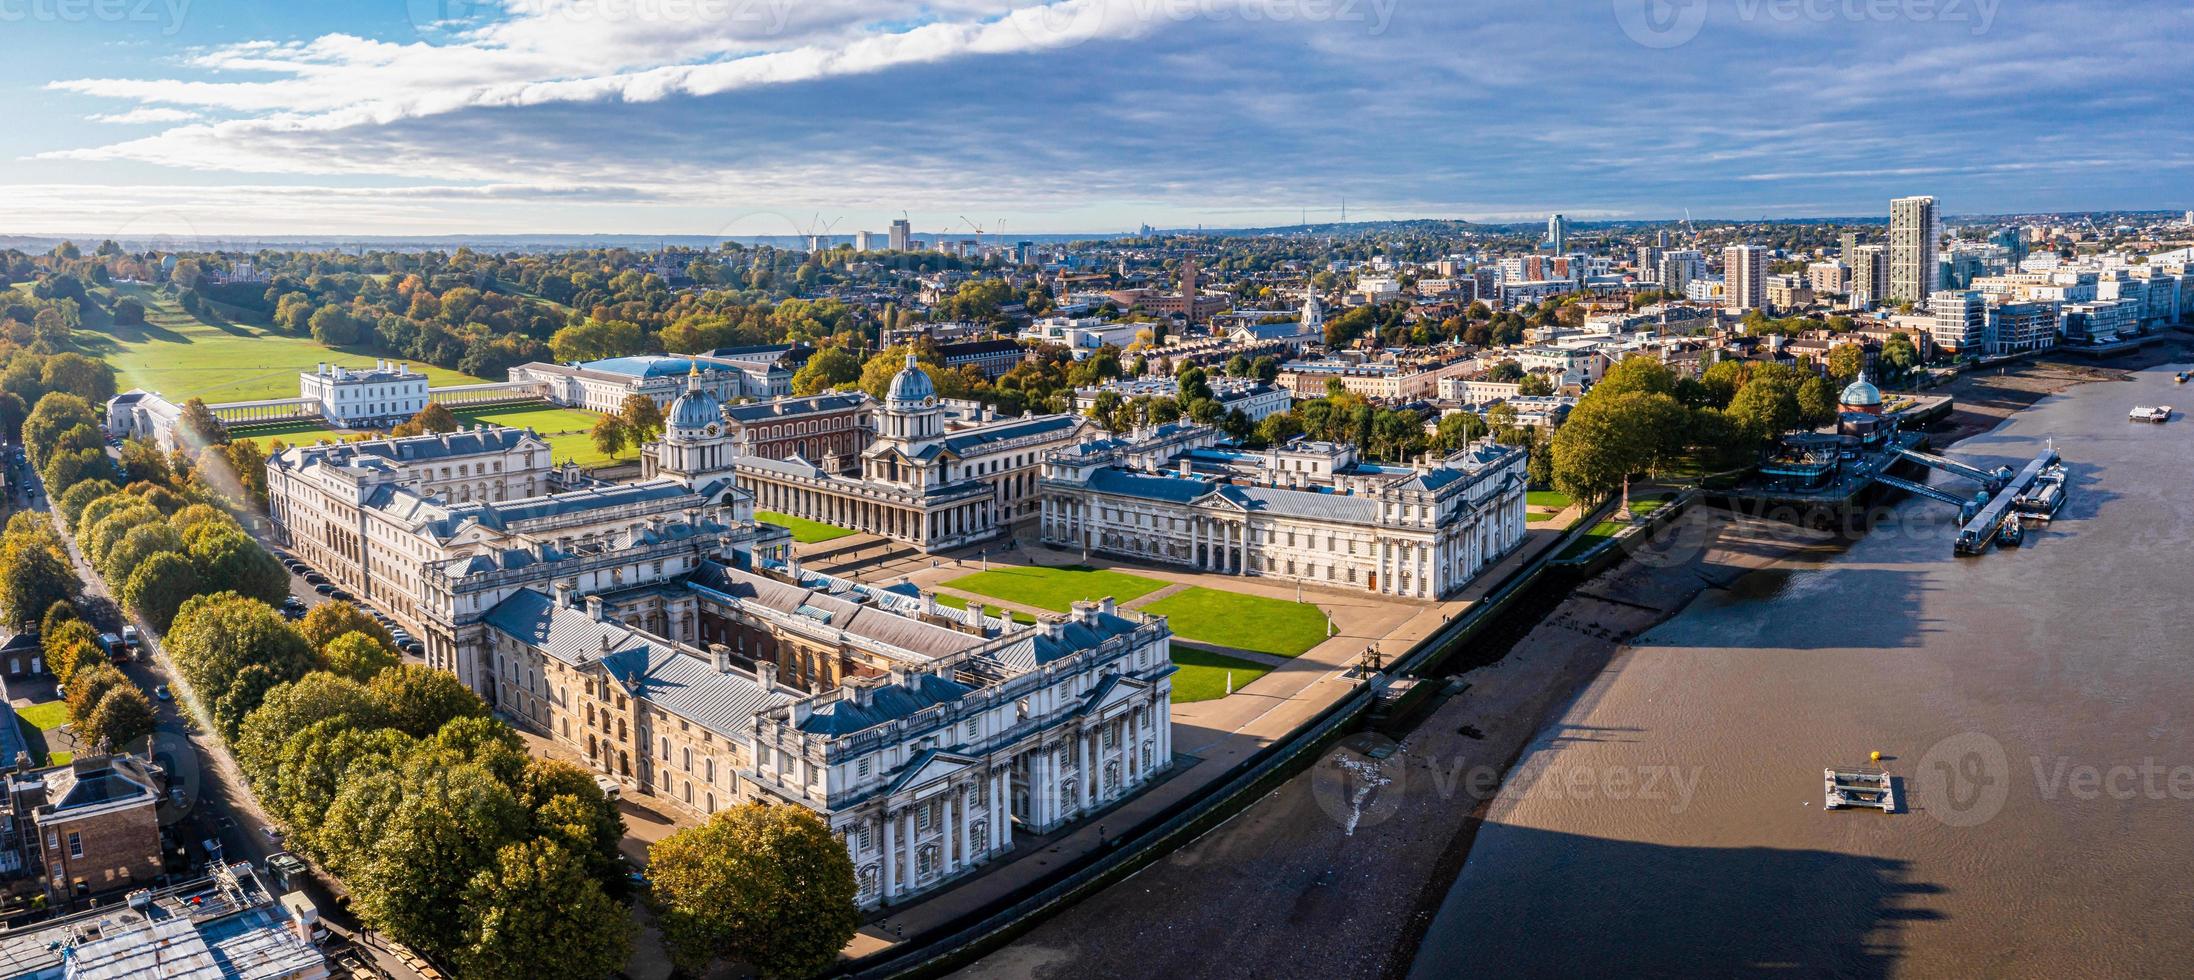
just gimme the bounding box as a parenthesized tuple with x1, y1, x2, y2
(4, 0, 2191, 236)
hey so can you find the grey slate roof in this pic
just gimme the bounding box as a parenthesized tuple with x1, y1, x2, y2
(795, 673, 975, 736)
(724, 392, 868, 422)
(688, 561, 980, 661)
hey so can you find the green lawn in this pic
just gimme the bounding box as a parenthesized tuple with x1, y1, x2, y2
(1141, 587, 1331, 657)
(451, 403, 626, 467)
(80, 284, 495, 403)
(1628, 492, 1675, 516)
(942, 564, 1169, 613)
(17, 701, 69, 732)
(1526, 490, 1573, 509)
(933, 593, 1038, 625)
(1557, 521, 1627, 561)
(1169, 645, 1275, 702)
(47, 751, 72, 766)
(757, 510, 856, 544)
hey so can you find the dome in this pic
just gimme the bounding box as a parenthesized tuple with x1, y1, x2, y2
(1839, 373, 1882, 408)
(667, 367, 721, 431)
(886, 352, 935, 405)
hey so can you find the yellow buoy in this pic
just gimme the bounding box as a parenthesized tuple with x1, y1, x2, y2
(1870, 750, 1882, 762)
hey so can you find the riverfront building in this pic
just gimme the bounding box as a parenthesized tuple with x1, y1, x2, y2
(297, 360, 429, 428)
(1038, 426, 1529, 600)
(730, 355, 1093, 551)
(484, 561, 1174, 908)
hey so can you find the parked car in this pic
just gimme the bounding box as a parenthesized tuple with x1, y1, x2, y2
(155, 684, 171, 701)
(313, 583, 335, 596)
(399, 639, 424, 656)
(304, 572, 328, 586)
(121, 625, 139, 649)
(594, 775, 622, 801)
(98, 632, 126, 660)
(328, 589, 355, 602)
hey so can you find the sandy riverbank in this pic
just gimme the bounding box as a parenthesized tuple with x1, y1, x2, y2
(958, 342, 2185, 980)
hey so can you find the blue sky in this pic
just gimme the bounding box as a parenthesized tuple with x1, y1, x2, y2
(5, 0, 2191, 237)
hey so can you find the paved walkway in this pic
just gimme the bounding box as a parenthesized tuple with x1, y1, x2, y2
(835, 516, 1583, 963)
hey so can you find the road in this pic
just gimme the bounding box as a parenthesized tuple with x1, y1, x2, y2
(12, 449, 422, 978)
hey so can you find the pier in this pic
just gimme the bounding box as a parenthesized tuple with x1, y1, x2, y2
(1952, 449, 2061, 555)
(1824, 767, 1898, 811)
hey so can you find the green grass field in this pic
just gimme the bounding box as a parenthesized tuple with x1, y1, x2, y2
(17, 701, 69, 732)
(1142, 587, 1331, 657)
(80, 284, 495, 402)
(757, 510, 856, 544)
(942, 564, 1169, 613)
(1169, 645, 1276, 702)
(1526, 490, 1572, 509)
(452, 403, 626, 467)
(1557, 521, 1627, 561)
(933, 593, 1038, 625)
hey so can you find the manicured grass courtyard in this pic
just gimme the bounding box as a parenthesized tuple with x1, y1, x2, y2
(932, 593, 1038, 625)
(1168, 645, 1276, 703)
(1526, 490, 1572, 509)
(941, 564, 1168, 613)
(17, 701, 69, 732)
(757, 510, 856, 544)
(1142, 587, 1331, 657)
(82, 285, 495, 402)
(452, 403, 628, 467)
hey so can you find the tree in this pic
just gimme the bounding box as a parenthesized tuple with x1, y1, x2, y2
(323, 630, 399, 682)
(1726, 372, 1804, 446)
(39, 599, 79, 643)
(43, 447, 112, 498)
(1434, 410, 1489, 451)
(348, 762, 528, 958)
(237, 672, 386, 785)
(791, 346, 861, 395)
(514, 757, 626, 895)
(588, 415, 629, 460)
(185, 527, 289, 606)
(100, 521, 185, 585)
(122, 550, 203, 631)
(164, 593, 314, 731)
(112, 297, 145, 325)
(1517, 373, 1555, 397)
(413, 403, 460, 434)
(176, 398, 227, 447)
(1826, 343, 1865, 386)
(1593, 356, 1677, 399)
(456, 840, 633, 980)
(297, 601, 396, 652)
(0, 527, 76, 629)
(649, 802, 859, 977)
(117, 439, 172, 486)
(368, 664, 489, 738)
(83, 685, 157, 753)
(43, 619, 98, 684)
(66, 663, 132, 727)
(40, 354, 116, 406)
(619, 393, 665, 444)
(1796, 376, 1838, 429)
(1549, 394, 1647, 505)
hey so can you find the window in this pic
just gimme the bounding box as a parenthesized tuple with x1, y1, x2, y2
(67, 832, 82, 859)
(857, 758, 872, 779)
(857, 824, 873, 852)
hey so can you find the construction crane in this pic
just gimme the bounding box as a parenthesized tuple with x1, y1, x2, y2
(959, 215, 986, 245)
(801, 213, 840, 252)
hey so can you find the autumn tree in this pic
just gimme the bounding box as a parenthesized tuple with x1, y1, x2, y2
(619, 393, 665, 444)
(456, 840, 633, 980)
(588, 415, 629, 460)
(298, 601, 396, 652)
(322, 630, 399, 683)
(83, 685, 158, 753)
(649, 802, 858, 977)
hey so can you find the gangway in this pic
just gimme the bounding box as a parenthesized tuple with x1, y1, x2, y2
(1874, 473, 1968, 506)
(1891, 446, 2000, 487)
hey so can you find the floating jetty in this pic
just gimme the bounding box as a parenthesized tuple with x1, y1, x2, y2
(2129, 405, 2172, 423)
(1824, 767, 1898, 811)
(1953, 449, 2062, 556)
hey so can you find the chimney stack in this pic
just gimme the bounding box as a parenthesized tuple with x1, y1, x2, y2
(756, 660, 778, 689)
(553, 582, 573, 608)
(709, 643, 732, 673)
(585, 595, 604, 621)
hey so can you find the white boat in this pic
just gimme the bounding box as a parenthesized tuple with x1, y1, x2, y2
(2129, 405, 2172, 423)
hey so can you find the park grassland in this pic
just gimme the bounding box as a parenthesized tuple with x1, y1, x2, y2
(757, 510, 856, 544)
(940, 564, 1168, 613)
(1142, 587, 1330, 657)
(81, 284, 495, 402)
(931, 593, 1038, 625)
(1168, 646, 1275, 703)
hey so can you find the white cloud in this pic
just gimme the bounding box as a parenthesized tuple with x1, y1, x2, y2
(88, 107, 200, 125)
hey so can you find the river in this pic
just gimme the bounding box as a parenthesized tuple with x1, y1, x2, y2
(1410, 362, 2194, 977)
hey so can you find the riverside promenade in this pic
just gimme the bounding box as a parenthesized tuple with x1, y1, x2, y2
(831, 509, 1586, 965)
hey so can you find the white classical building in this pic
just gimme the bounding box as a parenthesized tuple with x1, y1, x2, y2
(732, 355, 1093, 551)
(299, 360, 430, 427)
(1039, 427, 1528, 599)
